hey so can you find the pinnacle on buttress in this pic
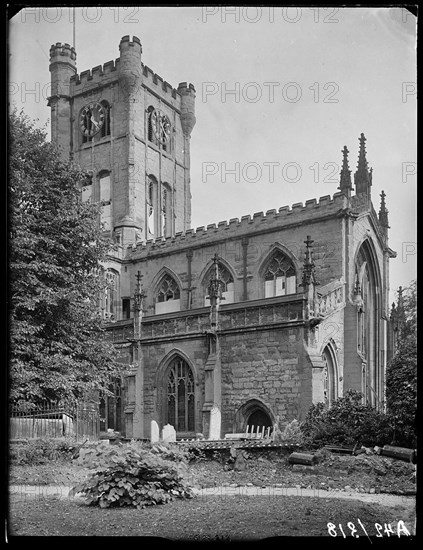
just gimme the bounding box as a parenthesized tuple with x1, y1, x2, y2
(378, 190, 390, 230)
(338, 145, 353, 197)
(301, 235, 317, 287)
(354, 133, 372, 196)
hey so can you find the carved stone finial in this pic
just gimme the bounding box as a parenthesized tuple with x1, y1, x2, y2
(338, 145, 352, 197)
(378, 189, 390, 230)
(301, 236, 317, 287)
(354, 133, 372, 196)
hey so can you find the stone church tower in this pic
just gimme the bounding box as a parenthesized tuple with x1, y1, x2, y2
(48, 36, 397, 441)
(48, 36, 195, 248)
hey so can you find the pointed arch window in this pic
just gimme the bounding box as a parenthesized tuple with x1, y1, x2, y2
(102, 269, 119, 321)
(263, 250, 296, 298)
(161, 183, 172, 237)
(322, 346, 337, 406)
(147, 106, 156, 143)
(99, 171, 111, 231)
(147, 175, 157, 237)
(100, 100, 111, 138)
(155, 274, 181, 314)
(166, 357, 195, 433)
(99, 378, 122, 432)
(355, 242, 379, 407)
(204, 262, 235, 306)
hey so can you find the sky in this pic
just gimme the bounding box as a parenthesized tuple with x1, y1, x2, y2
(8, 6, 417, 303)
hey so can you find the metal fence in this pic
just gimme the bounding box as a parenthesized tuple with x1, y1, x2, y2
(9, 401, 100, 440)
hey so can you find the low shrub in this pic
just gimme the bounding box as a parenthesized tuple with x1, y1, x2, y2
(9, 437, 79, 465)
(300, 390, 394, 448)
(70, 441, 194, 509)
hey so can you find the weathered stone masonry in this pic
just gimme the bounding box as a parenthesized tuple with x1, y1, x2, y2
(48, 36, 397, 440)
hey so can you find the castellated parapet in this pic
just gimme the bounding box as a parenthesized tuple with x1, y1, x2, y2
(68, 36, 188, 109)
(118, 35, 142, 96)
(49, 42, 77, 97)
(127, 192, 348, 259)
(48, 43, 77, 158)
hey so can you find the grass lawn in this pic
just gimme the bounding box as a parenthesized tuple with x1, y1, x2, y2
(8, 493, 416, 539)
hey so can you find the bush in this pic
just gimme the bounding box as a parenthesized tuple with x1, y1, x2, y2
(300, 390, 394, 447)
(70, 441, 194, 508)
(9, 437, 79, 465)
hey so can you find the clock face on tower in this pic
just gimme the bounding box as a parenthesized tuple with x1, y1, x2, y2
(150, 109, 171, 144)
(79, 102, 106, 137)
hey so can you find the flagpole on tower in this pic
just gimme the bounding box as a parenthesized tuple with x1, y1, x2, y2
(73, 7, 76, 50)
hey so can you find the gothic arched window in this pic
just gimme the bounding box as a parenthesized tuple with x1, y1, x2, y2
(263, 250, 296, 298)
(355, 242, 379, 407)
(103, 269, 118, 321)
(147, 175, 157, 237)
(155, 274, 181, 314)
(100, 100, 111, 138)
(166, 357, 195, 433)
(322, 345, 337, 406)
(161, 183, 172, 237)
(203, 262, 235, 306)
(147, 106, 156, 143)
(99, 171, 111, 231)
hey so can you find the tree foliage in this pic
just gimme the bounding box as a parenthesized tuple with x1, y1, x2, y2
(386, 280, 417, 447)
(300, 390, 393, 447)
(9, 109, 119, 407)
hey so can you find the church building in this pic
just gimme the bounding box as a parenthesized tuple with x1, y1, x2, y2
(48, 36, 397, 440)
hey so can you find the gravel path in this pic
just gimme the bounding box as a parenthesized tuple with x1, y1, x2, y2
(9, 483, 416, 510)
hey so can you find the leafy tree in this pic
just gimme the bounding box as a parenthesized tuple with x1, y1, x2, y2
(9, 109, 119, 407)
(386, 280, 417, 447)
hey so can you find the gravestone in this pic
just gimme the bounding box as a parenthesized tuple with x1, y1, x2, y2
(162, 423, 176, 443)
(208, 405, 221, 440)
(234, 451, 247, 472)
(150, 420, 160, 443)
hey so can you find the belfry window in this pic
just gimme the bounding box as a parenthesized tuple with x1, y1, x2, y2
(99, 171, 111, 231)
(161, 183, 172, 237)
(204, 262, 235, 306)
(166, 357, 195, 433)
(155, 274, 181, 314)
(147, 106, 155, 143)
(100, 100, 111, 138)
(147, 175, 157, 237)
(264, 251, 296, 298)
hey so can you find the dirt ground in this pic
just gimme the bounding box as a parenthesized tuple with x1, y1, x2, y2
(9, 447, 417, 495)
(8, 447, 417, 539)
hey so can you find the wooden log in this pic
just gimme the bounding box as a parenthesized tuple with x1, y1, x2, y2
(381, 445, 415, 463)
(288, 452, 316, 466)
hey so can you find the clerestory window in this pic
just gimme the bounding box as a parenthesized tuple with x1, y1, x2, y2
(155, 274, 181, 314)
(264, 251, 296, 298)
